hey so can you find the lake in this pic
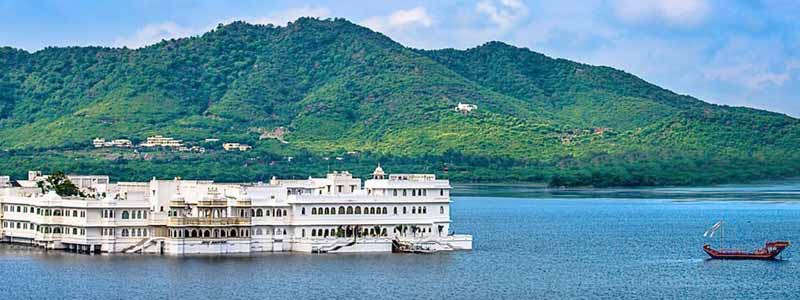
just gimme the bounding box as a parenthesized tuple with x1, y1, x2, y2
(2, 182, 800, 299)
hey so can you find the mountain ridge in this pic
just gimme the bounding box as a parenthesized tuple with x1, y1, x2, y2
(0, 17, 798, 186)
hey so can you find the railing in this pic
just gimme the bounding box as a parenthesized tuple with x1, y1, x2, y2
(168, 200, 186, 207)
(168, 217, 250, 226)
(235, 200, 252, 206)
(197, 200, 227, 207)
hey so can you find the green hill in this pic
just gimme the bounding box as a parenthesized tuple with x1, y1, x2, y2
(1, 18, 799, 186)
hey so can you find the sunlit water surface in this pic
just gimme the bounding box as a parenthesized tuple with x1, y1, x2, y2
(2, 182, 800, 299)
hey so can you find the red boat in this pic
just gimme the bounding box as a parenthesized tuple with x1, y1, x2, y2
(702, 220, 790, 260)
(703, 241, 790, 260)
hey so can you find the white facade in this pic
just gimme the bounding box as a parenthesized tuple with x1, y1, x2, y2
(0, 168, 472, 255)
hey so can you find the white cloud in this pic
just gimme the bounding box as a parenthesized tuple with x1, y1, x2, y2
(476, 0, 528, 29)
(113, 22, 197, 48)
(702, 37, 794, 89)
(361, 7, 433, 33)
(613, 0, 710, 26)
(114, 6, 330, 49)
(705, 64, 790, 89)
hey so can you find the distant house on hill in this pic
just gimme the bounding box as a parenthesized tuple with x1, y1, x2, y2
(140, 135, 183, 148)
(455, 102, 478, 114)
(93, 138, 133, 148)
(222, 143, 252, 151)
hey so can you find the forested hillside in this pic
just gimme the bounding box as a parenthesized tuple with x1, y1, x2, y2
(1, 18, 799, 186)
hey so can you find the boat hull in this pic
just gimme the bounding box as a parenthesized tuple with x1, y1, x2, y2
(703, 241, 790, 260)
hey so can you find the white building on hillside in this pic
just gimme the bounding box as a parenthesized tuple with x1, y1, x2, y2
(455, 102, 478, 113)
(140, 135, 183, 148)
(0, 167, 472, 255)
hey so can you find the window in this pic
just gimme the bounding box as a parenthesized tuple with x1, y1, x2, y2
(403, 190, 407, 196)
(403, 207, 407, 214)
(338, 207, 345, 214)
(72, 210, 78, 217)
(121, 229, 129, 237)
(355, 207, 361, 214)
(440, 189, 444, 196)
(121, 211, 129, 219)
(440, 206, 445, 214)
(382, 207, 387, 214)
(256, 209, 263, 217)
(393, 190, 397, 196)
(394, 207, 397, 214)
(347, 206, 353, 214)
(312, 208, 317, 215)
(302, 207, 306, 215)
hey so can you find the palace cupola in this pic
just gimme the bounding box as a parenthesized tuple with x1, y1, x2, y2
(372, 164, 386, 180)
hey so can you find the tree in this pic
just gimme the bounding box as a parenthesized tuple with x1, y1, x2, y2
(37, 171, 83, 197)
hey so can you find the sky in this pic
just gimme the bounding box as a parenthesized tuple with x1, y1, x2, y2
(1, 0, 799, 117)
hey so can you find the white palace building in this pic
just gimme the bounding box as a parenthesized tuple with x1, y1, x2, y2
(0, 167, 472, 255)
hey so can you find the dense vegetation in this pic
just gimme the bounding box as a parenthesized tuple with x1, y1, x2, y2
(1, 18, 799, 187)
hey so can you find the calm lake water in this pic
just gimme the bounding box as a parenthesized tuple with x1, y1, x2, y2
(3, 182, 800, 299)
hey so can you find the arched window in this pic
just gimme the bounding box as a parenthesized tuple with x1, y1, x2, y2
(266, 210, 271, 216)
(324, 229, 329, 237)
(312, 208, 317, 215)
(256, 228, 262, 236)
(393, 207, 398, 214)
(121, 229, 129, 237)
(203, 230, 210, 238)
(256, 209, 263, 217)
(403, 207, 407, 214)
(370, 207, 376, 214)
(121, 211, 130, 219)
(54, 209, 62, 216)
(412, 207, 416, 214)
(338, 207, 345, 214)
(312, 229, 317, 237)
(220, 230, 226, 237)
(276, 210, 282, 217)
(191, 230, 198, 238)
(302, 207, 305, 215)
(72, 211, 78, 217)
(324, 207, 330, 214)
(355, 207, 361, 214)
(382, 207, 387, 214)
(423, 207, 427, 214)
(283, 209, 287, 216)
(440, 206, 444, 214)
(230, 230, 237, 237)
(72, 228, 77, 235)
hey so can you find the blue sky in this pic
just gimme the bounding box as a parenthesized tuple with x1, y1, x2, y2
(2, 0, 799, 117)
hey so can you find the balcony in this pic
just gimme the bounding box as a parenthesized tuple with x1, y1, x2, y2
(169, 200, 186, 207)
(168, 217, 250, 226)
(234, 200, 252, 207)
(197, 200, 227, 207)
